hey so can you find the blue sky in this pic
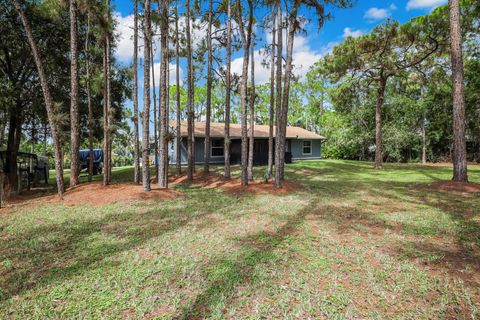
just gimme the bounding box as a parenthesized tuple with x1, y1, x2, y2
(110, 0, 447, 125)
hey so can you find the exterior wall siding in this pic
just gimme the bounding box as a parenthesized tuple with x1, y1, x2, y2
(169, 137, 322, 164)
(290, 139, 322, 160)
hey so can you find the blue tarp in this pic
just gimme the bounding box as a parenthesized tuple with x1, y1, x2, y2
(79, 149, 103, 164)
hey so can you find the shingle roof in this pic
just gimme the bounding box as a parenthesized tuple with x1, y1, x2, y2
(170, 121, 326, 140)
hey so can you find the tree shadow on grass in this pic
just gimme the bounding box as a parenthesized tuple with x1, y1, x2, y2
(178, 199, 315, 319)
(0, 187, 249, 303)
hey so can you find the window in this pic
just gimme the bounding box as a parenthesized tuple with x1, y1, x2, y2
(302, 140, 312, 155)
(211, 140, 224, 157)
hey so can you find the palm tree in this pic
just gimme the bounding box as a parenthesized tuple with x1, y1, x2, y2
(11, 0, 65, 197)
(133, 0, 140, 184)
(142, 0, 152, 191)
(69, 0, 80, 187)
(175, 0, 181, 176)
(448, 0, 468, 182)
(203, 0, 214, 174)
(224, 0, 232, 179)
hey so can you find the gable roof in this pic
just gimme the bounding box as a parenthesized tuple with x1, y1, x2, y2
(171, 121, 326, 140)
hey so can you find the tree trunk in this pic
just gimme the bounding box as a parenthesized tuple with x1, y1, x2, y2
(175, 0, 181, 176)
(102, 0, 112, 185)
(142, 0, 152, 191)
(421, 114, 427, 164)
(274, 3, 283, 188)
(224, 0, 232, 179)
(158, 0, 168, 188)
(186, 0, 194, 181)
(133, 0, 140, 183)
(69, 0, 80, 187)
(268, 9, 275, 178)
(448, 0, 468, 182)
(277, 5, 298, 186)
(85, 14, 94, 182)
(247, 43, 255, 181)
(203, 0, 213, 174)
(374, 77, 387, 169)
(165, 34, 170, 188)
(236, 0, 253, 187)
(12, 0, 64, 197)
(152, 38, 158, 182)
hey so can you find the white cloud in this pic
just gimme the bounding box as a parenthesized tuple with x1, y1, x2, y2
(364, 8, 389, 21)
(406, 0, 447, 10)
(114, 13, 140, 62)
(150, 62, 184, 87)
(343, 27, 364, 38)
(230, 33, 324, 85)
(114, 12, 210, 63)
(364, 4, 397, 22)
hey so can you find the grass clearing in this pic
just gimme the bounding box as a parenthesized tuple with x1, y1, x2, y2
(0, 160, 479, 319)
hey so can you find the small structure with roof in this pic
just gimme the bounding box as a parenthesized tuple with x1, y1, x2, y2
(168, 121, 326, 165)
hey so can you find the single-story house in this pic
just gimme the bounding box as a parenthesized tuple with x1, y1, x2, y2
(168, 121, 326, 165)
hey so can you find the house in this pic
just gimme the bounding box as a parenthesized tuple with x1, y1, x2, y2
(168, 121, 326, 165)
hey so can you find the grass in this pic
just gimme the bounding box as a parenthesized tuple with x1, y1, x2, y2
(1, 160, 479, 319)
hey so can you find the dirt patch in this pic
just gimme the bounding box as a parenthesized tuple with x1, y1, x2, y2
(5, 182, 183, 208)
(414, 181, 480, 193)
(171, 172, 301, 195)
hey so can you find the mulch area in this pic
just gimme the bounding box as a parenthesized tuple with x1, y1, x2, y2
(1, 173, 300, 210)
(171, 172, 301, 195)
(414, 180, 480, 193)
(4, 182, 183, 209)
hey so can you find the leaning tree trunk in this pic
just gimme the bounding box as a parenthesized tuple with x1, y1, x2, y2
(277, 5, 298, 186)
(85, 14, 94, 182)
(12, 0, 65, 197)
(274, 3, 283, 188)
(158, 0, 168, 188)
(69, 0, 80, 187)
(247, 43, 255, 181)
(448, 0, 468, 182)
(133, 0, 140, 183)
(224, 0, 232, 179)
(374, 76, 387, 170)
(142, 0, 152, 191)
(186, 0, 194, 181)
(175, 0, 181, 176)
(203, 0, 213, 174)
(268, 9, 276, 178)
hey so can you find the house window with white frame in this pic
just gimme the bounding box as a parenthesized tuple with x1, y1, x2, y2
(211, 139, 224, 157)
(302, 140, 312, 155)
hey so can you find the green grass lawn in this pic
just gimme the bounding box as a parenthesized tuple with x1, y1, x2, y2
(1, 160, 479, 319)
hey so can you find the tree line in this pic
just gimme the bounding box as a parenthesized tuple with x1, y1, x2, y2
(1, 0, 475, 199)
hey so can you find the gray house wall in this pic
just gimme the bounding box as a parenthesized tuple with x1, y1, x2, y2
(169, 137, 322, 164)
(290, 139, 322, 160)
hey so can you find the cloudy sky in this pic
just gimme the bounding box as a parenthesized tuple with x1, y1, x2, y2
(111, 0, 447, 118)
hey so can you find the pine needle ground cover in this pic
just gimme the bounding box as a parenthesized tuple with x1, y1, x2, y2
(0, 160, 479, 319)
